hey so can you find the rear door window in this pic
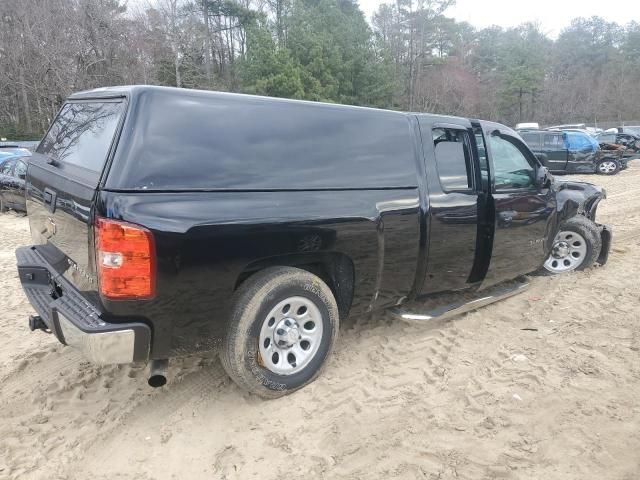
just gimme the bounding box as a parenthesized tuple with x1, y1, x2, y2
(432, 128, 474, 191)
(37, 101, 125, 174)
(543, 134, 564, 149)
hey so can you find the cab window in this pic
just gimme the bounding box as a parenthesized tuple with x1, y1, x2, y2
(488, 135, 536, 190)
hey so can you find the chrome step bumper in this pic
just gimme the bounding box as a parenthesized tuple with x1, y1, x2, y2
(16, 245, 151, 364)
(390, 278, 530, 322)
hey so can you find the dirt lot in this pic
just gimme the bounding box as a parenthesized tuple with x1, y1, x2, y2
(1, 162, 639, 480)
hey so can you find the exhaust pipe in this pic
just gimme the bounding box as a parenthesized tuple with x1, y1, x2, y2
(148, 359, 169, 388)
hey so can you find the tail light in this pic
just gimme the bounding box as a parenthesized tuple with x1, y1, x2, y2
(94, 217, 156, 300)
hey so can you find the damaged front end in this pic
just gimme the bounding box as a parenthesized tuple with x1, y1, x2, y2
(553, 179, 612, 265)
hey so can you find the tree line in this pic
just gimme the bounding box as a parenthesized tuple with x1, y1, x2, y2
(1, 0, 640, 139)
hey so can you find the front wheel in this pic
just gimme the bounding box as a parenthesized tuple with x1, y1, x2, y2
(596, 159, 620, 175)
(220, 266, 339, 398)
(543, 217, 602, 274)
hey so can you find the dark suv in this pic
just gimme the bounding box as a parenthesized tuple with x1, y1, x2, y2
(14, 86, 611, 397)
(520, 129, 626, 175)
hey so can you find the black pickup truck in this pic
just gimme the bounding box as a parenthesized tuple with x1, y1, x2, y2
(15, 86, 611, 397)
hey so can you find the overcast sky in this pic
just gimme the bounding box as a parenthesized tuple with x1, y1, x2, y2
(359, 0, 640, 37)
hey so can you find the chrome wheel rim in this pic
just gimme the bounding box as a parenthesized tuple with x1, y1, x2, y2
(258, 296, 323, 375)
(543, 230, 588, 273)
(598, 161, 617, 174)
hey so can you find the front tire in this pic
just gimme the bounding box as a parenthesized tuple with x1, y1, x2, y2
(220, 267, 339, 398)
(543, 217, 602, 274)
(596, 159, 620, 175)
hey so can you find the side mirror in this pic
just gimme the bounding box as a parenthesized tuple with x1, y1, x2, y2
(536, 166, 552, 189)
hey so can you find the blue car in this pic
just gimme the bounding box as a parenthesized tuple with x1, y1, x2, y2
(0, 146, 32, 212)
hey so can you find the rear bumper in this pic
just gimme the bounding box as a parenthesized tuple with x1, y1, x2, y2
(16, 246, 150, 364)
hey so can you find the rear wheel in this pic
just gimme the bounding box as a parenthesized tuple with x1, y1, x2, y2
(543, 217, 601, 274)
(596, 159, 620, 175)
(220, 267, 339, 398)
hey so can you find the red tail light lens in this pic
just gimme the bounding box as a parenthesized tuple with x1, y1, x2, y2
(95, 217, 156, 300)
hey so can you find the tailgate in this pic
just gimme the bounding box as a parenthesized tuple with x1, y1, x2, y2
(26, 100, 126, 297)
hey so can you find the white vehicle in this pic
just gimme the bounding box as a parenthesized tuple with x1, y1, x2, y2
(515, 122, 540, 130)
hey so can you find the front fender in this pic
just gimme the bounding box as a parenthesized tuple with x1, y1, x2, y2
(553, 179, 606, 223)
(552, 179, 612, 266)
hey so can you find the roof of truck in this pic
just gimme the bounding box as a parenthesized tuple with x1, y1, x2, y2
(69, 85, 412, 118)
(69, 85, 489, 128)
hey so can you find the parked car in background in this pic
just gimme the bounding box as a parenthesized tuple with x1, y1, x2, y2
(0, 141, 39, 151)
(515, 122, 540, 130)
(617, 126, 640, 136)
(520, 129, 626, 175)
(595, 131, 640, 158)
(0, 146, 31, 212)
(547, 124, 602, 135)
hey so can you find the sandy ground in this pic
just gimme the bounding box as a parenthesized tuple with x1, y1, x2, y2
(1, 162, 639, 480)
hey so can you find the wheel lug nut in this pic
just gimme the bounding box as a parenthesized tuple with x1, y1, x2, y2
(276, 328, 285, 335)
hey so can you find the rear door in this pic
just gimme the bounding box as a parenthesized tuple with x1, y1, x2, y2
(417, 117, 484, 295)
(478, 125, 557, 289)
(27, 99, 126, 296)
(542, 133, 568, 171)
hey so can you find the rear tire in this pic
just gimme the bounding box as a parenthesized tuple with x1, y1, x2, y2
(220, 266, 339, 398)
(596, 159, 620, 175)
(542, 216, 601, 274)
